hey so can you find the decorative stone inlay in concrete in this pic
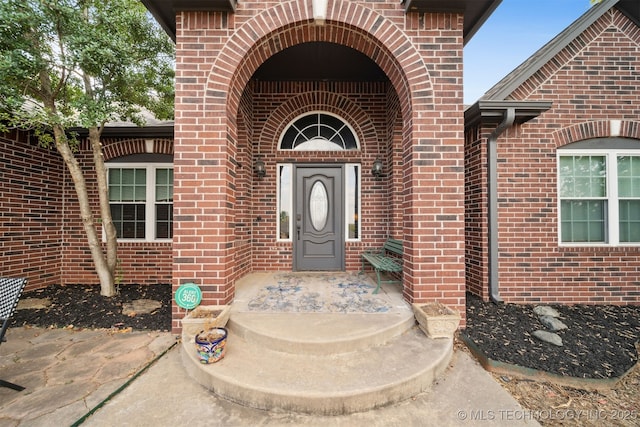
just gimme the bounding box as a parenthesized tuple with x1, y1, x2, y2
(246, 273, 392, 313)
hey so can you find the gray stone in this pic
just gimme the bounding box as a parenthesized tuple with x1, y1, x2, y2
(532, 330, 563, 347)
(533, 305, 561, 318)
(122, 299, 162, 316)
(539, 315, 568, 331)
(17, 298, 52, 310)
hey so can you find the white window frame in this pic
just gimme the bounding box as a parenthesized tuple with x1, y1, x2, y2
(278, 111, 361, 151)
(106, 162, 173, 243)
(277, 163, 293, 242)
(345, 163, 361, 242)
(557, 149, 640, 247)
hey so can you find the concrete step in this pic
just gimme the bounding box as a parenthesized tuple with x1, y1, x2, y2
(181, 321, 453, 415)
(227, 311, 416, 355)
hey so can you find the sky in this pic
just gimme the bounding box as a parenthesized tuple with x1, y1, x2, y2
(464, 0, 597, 104)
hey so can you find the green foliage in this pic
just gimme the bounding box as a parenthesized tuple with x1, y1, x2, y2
(0, 0, 174, 143)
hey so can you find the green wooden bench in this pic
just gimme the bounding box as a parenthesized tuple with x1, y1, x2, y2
(361, 238, 403, 294)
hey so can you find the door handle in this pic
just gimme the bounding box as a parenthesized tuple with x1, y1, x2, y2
(297, 225, 301, 240)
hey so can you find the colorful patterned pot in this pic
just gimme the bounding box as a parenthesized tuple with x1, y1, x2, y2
(194, 327, 227, 364)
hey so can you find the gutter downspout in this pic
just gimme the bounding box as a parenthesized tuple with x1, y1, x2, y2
(487, 107, 515, 303)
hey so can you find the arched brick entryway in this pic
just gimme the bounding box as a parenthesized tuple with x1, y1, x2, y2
(172, 1, 467, 330)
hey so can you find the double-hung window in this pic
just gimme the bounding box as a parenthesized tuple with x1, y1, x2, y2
(558, 142, 640, 245)
(107, 161, 173, 241)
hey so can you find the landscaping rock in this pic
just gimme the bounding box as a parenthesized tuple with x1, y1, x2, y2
(122, 299, 162, 316)
(533, 305, 561, 318)
(539, 315, 568, 331)
(532, 330, 563, 347)
(17, 298, 52, 310)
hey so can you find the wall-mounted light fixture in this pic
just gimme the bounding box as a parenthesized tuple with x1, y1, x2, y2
(371, 158, 383, 178)
(254, 157, 266, 178)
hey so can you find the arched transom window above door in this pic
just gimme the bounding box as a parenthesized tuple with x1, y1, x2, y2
(279, 112, 359, 150)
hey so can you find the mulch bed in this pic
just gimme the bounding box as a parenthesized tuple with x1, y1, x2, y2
(9, 284, 172, 331)
(463, 292, 640, 379)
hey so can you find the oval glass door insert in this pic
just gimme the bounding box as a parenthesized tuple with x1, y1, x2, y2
(309, 181, 329, 231)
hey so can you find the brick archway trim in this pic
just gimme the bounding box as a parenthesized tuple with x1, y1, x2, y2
(101, 138, 174, 161)
(206, 0, 431, 123)
(553, 120, 640, 148)
(258, 90, 380, 152)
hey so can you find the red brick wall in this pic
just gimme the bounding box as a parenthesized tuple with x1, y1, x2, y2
(61, 137, 174, 286)
(1, 130, 174, 292)
(1, 130, 63, 292)
(466, 9, 640, 305)
(172, 0, 467, 330)
(233, 88, 254, 280)
(464, 124, 488, 299)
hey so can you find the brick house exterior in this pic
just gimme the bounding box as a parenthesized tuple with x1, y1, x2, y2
(465, 0, 640, 305)
(1, 127, 174, 290)
(1, 130, 64, 287)
(2, 0, 638, 334)
(141, 0, 501, 331)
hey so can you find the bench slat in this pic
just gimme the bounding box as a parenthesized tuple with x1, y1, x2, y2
(361, 253, 402, 272)
(382, 239, 402, 256)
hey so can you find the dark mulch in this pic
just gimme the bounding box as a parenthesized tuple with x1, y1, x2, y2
(463, 292, 640, 379)
(9, 284, 172, 332)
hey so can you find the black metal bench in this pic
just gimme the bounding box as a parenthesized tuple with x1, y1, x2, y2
(361, 238, 403, 294)
(1, 277, 27, 391)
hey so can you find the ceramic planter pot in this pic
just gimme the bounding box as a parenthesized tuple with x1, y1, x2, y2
(412, 302, 461, 339)
(195, 327, 228, 364)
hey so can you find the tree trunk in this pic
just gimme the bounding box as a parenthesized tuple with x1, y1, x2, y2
(89, 127, 118, 276)
(53, 125, 116, 297)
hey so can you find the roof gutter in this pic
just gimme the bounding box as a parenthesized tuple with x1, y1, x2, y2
(465, 100, 552, 304)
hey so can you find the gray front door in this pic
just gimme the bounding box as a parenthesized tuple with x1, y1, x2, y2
(294, 165, 344, 271)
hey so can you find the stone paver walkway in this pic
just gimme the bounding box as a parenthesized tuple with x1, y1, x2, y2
(0, 326, 175, 426)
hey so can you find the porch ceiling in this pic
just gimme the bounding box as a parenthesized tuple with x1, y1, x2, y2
(251, 42, 387, 82)
(142, 0, 502, 43)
